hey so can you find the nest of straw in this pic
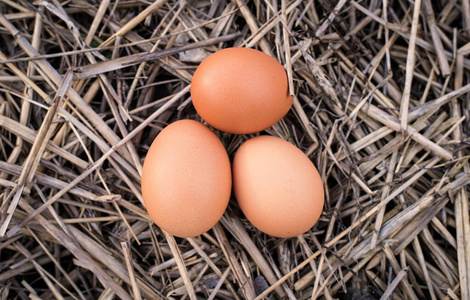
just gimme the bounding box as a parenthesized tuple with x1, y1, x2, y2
(0, 0, 469, 299)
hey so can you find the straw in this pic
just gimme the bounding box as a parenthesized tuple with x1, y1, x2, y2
(0, 1, 468, 299)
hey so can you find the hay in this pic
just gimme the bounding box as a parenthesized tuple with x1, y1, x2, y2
(0, 0, 469, 299)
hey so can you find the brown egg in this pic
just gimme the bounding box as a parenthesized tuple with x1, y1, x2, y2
(141, 120, 232, 238)
(232, 135, 324, 238)
(191, 47, 293, 134)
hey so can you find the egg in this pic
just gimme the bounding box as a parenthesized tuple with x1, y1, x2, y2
(141, 120, 232, 238)
(232, 135, 324, 238)
(191, 47, 293, 134)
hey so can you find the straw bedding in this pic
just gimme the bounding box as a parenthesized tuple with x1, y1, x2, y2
(0, 0, 469, 299)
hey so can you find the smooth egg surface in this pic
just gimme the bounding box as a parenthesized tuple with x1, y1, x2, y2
(232, 135, 324, 238)
(191, 47, 293, 134)
(141, 120, 232, 238)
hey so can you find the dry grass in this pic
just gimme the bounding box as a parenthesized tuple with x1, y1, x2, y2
(0, 0, 469, 299)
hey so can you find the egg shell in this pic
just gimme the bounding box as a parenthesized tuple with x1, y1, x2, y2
(141, 120, 232, 238)
(191, 47, 293, 134)
(232, 135, 324, 238)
